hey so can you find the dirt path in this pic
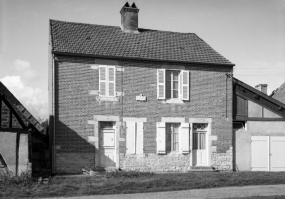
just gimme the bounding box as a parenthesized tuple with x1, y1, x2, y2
(43, 184, 285, 199)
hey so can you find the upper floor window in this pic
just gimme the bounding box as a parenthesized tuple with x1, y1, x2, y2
(99, 65, 116, 97)
(157, 69, 189, 100)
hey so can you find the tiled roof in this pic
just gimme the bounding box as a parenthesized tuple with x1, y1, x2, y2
(50, 20, 234, 66)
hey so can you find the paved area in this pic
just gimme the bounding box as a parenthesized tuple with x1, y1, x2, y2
(44, 184, 285, 199)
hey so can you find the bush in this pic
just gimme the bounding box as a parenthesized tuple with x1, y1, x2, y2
(0, 170, 36, 186)
(106, 170, 154, 179)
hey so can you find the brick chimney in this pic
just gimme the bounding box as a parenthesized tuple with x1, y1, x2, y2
(255, 84, 268, 95)
(120, 2, 139, 33)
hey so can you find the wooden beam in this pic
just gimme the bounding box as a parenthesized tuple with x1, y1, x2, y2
(9, 108, 12, 128)
(234, 115, 285, 121)
(0, 96, 27, 129)
(0, 128, 28, 133)
(0, 98, 2, 128)
(235, 84, 285, 117)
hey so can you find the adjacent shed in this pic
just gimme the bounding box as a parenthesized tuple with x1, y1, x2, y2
(233, 78, 285, 171)
(0, 82, 49, 176)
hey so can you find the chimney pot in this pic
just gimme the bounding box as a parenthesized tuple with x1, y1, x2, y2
(255, 84, 268, 95)
(120, 2, 139, 33)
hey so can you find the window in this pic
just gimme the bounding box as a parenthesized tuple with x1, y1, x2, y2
(157, 122, 190, 154)
(157, 69, 189, 100)
(166, 123, 180, 152)
(99, 65, 115, 97)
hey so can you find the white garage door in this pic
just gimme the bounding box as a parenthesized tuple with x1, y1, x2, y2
(251, 136, 285, 171)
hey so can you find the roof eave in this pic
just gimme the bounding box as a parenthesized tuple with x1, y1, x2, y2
(52, 51, 235, 67)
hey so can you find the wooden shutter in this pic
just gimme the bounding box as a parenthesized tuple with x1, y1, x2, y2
(126, 121, 136, 154)
(180, 123, 190, 153)
(157, 122, 166, 154)
(157, 69, 166, 99)
(136, 122, 144, 154)
(181, 70, 189, 100)
(108, 66, 116, 97)
(99, 65, 107, 96)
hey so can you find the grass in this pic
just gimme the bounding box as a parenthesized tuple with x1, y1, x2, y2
(1, 171, 285, 198)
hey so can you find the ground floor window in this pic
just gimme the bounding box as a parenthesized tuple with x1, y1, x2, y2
(166, 123, 180, 152)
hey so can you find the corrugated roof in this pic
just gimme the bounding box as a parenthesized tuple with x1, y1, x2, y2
(50, 20, 234, 66)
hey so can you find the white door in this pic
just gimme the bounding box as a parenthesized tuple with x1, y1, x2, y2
(270, 137, 285, 171)
(251, 136, 269, 171)
(193, 123, 208, 166)
(99, 129, 115, 167)
(251, 136, 285, 171)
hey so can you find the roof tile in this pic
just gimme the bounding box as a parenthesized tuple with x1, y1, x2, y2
(50, 20, 234, 65)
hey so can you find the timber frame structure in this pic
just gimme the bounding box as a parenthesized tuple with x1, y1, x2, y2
(0, 82, 48, 176)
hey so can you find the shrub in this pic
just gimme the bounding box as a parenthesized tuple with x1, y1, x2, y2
(106, 170, 154, 179)
(0, 170, 36, 186)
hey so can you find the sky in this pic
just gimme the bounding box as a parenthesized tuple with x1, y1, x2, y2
(0, 0, 284, 120)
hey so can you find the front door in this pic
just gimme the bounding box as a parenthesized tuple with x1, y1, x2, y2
(193, 123, 208, 166)
(99, 128, 115, 167)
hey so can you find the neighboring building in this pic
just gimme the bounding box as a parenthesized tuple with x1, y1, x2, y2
(49, 2, 235, 174)
(233, 78, 285, 171)
(0, 82, 49, 176)
(270, 82, 285, 104)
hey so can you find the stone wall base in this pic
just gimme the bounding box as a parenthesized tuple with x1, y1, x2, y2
(56, 153, 94, 174)
(121, 153, 191, 172)
(211, 147, 233, 170)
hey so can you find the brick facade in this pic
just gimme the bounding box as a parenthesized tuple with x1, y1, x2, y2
(52, 55, 233, 173)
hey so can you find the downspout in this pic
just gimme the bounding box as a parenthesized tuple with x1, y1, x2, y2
(52, 54, 56, 174)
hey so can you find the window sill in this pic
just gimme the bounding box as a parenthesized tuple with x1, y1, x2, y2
(96, 96, 120, 102)
(162, 99, 184, 104)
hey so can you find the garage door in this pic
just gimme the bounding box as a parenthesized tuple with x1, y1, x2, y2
(251, 136, 285, 171)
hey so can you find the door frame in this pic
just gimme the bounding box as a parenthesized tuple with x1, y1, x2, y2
(189, 118, 212, 167)
(98, 122, 116, 168)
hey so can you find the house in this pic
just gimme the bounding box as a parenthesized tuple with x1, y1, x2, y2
(270, 82, 285, 104)
(49, 2, 235, 174)
(0, 82, 49, 176)
(233, 78, 285, 171)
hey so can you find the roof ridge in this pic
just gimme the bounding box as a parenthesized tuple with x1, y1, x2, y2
(49, 19, 197, 35)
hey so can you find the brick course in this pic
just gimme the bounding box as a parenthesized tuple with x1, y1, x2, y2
(53, 55, 233, 173)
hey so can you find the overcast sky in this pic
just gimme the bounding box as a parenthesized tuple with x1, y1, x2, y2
(0, 0, 284, 120)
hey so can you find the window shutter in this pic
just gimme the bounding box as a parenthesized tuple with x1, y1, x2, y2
(181, 70, 189, 100)
(180, 123, 190, 153)
(126, 121, 136, 154)
(157, 69, 166, 99)
(108, 66, 116, 97)
(99, 65, 107, 96)
(157, 122, 166, 154)
(136, 122, 144, 154)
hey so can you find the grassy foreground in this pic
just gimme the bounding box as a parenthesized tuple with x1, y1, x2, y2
(1, 171, 285, 198)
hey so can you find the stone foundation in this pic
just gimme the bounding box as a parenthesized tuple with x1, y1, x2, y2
(121, 153, 191, 172)
(211, 147, 233, 170)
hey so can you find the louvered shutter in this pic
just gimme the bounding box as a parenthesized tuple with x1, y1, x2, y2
(157, 69, 166, 99)
(181, 70, 189, 100)
(180, 123, 190, 153)
(108, 66, 116, 97)
(99, 65, 107, 96)
(126, 121, 136, 154)
(157, 122, 166, 154)
(136, 122, 144, 154)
